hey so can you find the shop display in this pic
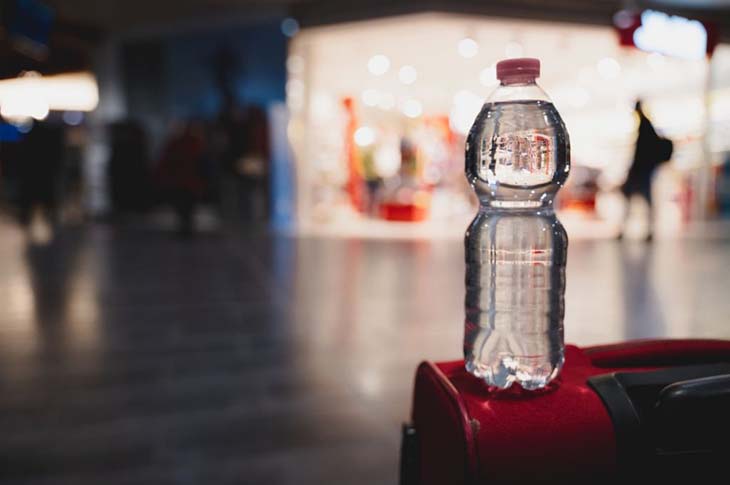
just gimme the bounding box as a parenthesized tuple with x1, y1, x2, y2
(287, 13, 730, 235)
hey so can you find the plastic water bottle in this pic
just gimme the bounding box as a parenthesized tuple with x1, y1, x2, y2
(464, 58, 570, 390)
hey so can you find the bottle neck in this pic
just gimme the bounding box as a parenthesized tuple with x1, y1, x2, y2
(487, 80, 551, 104)
(500, 76, 537, 86)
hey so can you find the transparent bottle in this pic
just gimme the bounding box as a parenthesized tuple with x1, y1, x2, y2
(464, 58, 570, 390)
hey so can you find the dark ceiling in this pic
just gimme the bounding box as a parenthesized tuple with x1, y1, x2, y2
(43, 0, 297, 32)
(0, 0, 727, 79)
(40, 0, 730, 34)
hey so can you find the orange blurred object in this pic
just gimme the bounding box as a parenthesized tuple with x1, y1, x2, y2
(342, 96, 366, 213)
(379, 190, 431, 221)
(379, 203, 429, 221)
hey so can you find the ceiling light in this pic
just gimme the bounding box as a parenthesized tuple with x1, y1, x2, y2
(368, 55, 390, 76)
(402, 99, 422, 118)
(398, 65, 417, 85)
(354, 126, 376, 146)
(458, 37, 479, 58)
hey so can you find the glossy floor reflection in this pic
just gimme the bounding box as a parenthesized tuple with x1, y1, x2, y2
(1, 221, 729, 484)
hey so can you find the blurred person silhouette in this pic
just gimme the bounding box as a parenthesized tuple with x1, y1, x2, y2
(17, 121, 65, 243)
(235, 105, 270, 222)
(360, 146, 382, 216)
(61, 122, 88, 225)
(210, 44, 270, 224)
(107, 120, 151, 219)
(618, 100, 673, 241)
(155, 120, 207, 238)
(210, 43, 243, 223)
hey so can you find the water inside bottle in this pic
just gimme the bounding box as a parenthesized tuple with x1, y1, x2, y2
(464, 211, 567, 390)
(464, 97, 569, 390)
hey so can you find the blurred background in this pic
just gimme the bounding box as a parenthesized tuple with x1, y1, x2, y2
(0, 0, 729, 484)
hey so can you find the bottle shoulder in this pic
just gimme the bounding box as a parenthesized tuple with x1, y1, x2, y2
(486, 81, 552, 104)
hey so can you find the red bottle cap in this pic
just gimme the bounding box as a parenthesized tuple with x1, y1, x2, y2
(496, 58, 540, 84)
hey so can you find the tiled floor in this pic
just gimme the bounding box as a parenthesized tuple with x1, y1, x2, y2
(1, 220, 729, 484)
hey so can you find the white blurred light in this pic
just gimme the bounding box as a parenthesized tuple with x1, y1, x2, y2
(633, 9, 707, 60)
(354, 126, 376, 147)
(16, 119, 33, 133)
(450, 89, 484, 135)
(362, 89, 380, 107)
(281, 18, 299, 37)
(5, 102, 47, 121)
(286, 55, 304, 74)
(286, 78, 305, 113)
(374, 142, 401, 177)
(42, 73, 99, 111)
(398, 65, 417, 85)
(368, 55, 390, 76)
(505, 41, 524, 58)
(63, 111, 84, 126)
(33, 104, 49, 120)
(0, 78, 49, 121)
(597, 57, 621, 80)
(613, 10, 635, 29)
(479, 66, 497, 87)
(286, 79, 304, 98)
(457, 37, 479, 58)
(287, 94, 304, 112)
(401, 99, 422, 118)
(377, 93, 395, 111)
(358, 370, 383, 397)
(0, 72, 99, 116)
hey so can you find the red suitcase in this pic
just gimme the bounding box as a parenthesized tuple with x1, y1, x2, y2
(401, 340, 730, 485)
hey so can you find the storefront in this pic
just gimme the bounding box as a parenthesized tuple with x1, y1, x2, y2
(286, 12, 730, 237)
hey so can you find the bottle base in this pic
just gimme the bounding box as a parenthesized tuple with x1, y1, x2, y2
(466, 354, 564, 391)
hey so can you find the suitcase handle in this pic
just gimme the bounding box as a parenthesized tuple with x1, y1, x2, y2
(655, 373, 730, 452)
(588, 363, 730, 477)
